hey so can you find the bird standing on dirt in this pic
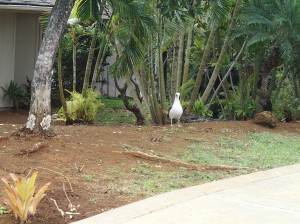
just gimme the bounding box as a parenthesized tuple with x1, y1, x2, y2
(169, 92, 183, 126)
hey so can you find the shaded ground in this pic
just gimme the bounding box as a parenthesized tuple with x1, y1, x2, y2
(0, 110, 299, 224)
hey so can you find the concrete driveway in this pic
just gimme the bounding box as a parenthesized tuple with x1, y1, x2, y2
(72, 164, 300, 224)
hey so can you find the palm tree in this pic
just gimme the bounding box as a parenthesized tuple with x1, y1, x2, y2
(67, 18, 81, 92)
(201, 0, 242, 104)
(234, 0, 300, 111)
(185, 0, 232, 114)
(74, 0, 106, 96)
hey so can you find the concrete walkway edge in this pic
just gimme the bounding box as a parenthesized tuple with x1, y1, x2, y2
(72, 164, 300, 224)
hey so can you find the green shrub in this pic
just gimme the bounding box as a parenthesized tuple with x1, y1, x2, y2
(192, 97, 212, 117)
(57, 89, 104, 123)
(0, 81, 28, 110)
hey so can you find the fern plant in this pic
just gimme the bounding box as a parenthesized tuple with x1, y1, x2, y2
(192, 97, 212, 117)
(57, 89, 104, 123)
(1, 172, 51, 224)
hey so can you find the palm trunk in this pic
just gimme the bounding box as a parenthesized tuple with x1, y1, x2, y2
(114, 78, 145, 125)
(201, 0, 242, 104)
(72, 27, 77, 92)
(57, 46, 72, 125)
(292, 71, 300, 98)
(81, 21, 99, 96)
(185, 26, 217, 114)
(252, 51, 263, 99)
(257, 48, 282, 112)
(148, 44, 162, 124)
(207, 38, 247, 109)
(170, 38, 178, 103)
(20, 0, 74, 136)
(181, 21, 193, 87)
(157, 45, 168, 124)
(90, 38, 109, 89)
(175, 33, 185, 91)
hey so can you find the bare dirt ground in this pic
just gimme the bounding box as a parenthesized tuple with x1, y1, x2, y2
(0, 110, 299, 224)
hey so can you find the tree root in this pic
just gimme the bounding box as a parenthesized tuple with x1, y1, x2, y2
(123, 150, 253, 171)
(13, 126, 56, 138)
(15, 142, 48, 156)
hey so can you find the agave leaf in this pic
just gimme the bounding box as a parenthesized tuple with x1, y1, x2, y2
(3, 189, 24, 220)
(3, 198, 21, 219)
(29, 182, 51, 215)
(10, 174, 25, 201)
(27, 172, 38, 193)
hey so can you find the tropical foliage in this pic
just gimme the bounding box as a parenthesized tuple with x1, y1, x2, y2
(31, 0, 300, 130)
(57, 89, 104, 123)
(0, 81, 28, 110)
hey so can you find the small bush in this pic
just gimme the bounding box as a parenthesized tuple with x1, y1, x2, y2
(57, 89, 104, 123)
(193, 98, 212, 117)
(0, 81, 28, 110)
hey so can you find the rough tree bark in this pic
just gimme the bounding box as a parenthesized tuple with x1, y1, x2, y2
(19, 0, 74, 136)
(257, 48, 281, 112)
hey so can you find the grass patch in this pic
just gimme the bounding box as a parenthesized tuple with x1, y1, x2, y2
(101, 133, 299, 197)
(181, 133, 300, 170)
(128, 165, 230, 196)
(95, 97, 136, 126)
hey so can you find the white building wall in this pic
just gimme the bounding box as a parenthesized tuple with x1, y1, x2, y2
(14, 13, 40, 86)
(97, 55, 130, 98)
(0, 12, 16, 108)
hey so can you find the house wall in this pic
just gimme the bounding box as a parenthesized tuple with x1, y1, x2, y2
(0, 11, 40, 108)
(0, 12, 16, 108)
(14, 13, 41, 86)
(97, 55, 129, 98)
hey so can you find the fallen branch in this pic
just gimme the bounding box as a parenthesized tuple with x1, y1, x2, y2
(16, 142, 48, 156)
(50, 198, 80, 219)
(123, 150, 253, 171)
(50, 183, 80, 219)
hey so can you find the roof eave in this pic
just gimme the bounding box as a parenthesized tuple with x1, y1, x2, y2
(0, 4, 52, 12)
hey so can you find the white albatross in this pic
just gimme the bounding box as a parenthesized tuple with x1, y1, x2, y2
(169, 92, 183, 126)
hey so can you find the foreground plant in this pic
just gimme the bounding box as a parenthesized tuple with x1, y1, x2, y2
(1, 172, 51, 224)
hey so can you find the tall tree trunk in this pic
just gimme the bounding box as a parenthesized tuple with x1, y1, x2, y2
(252, 50, 263, 99)
(57, 46, 72, 125)
(81, 22, 99, 96)
(170, 37, 179, 103)
(72, 27, 77, 92)
(175, 33, 185, 91)
(114, 78, 145, 125)
(90, 38, 109, 89)
(21, 0, 74, 136)
(207, 38, 247, 109)
(257, 48, 281, 112)
(148, 44, 162, 124)
(201, 0, 242, 104)
(181, 21, 193, 87)
(90, 1, 109, 90)
(185, 26, 217, 114)
(157, 45, 168, 124)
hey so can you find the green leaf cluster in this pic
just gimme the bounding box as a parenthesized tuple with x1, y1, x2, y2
(57, 89, 104, 123)
(0, 81, 28, 110)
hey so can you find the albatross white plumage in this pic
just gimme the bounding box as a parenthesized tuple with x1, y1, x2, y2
(169, 92, 183, 126)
